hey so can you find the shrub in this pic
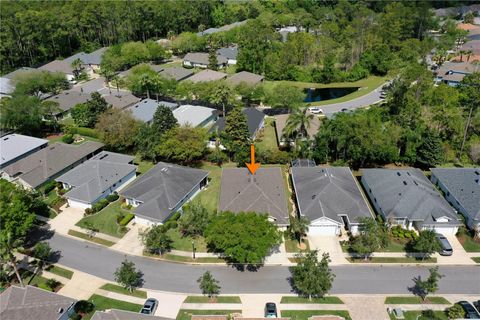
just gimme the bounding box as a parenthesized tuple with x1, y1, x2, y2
(46, 278, 60, 291)
(61, 134, 74, 144)
(50, 196, 64, 207)
(74, 300, 95, 314)
(42, 180, 57, 194)
(68, 126, 100, 139)
(92, 198, 109, 212)
(119, 213, 134, 226)
(164, 220, 177, 230)
(84, 208, 93, 216)
(58, 188, 67, 195)
(106, 193, 119, 202)
(169, 211, 181, 221)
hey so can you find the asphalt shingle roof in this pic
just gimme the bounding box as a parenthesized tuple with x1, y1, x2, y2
(0, 134, 48, 168)
(213, 108, 264, 138)
(63, 47, 107, 66)
(218, 167, 290, 225)
(173, 104, 217, 127)
(102, 90, 141, 109)
(126, 99, 178, 123)
(217, 47, 238, 60)
(226, 71, 264, 87)
(188, 70, 228, 83)
(159, 67, 194, 81)
(38, 60, 74, 75)
(120, 162, 209, 223)
(184, 53, 227, 67)
(45, 90, 92, 114)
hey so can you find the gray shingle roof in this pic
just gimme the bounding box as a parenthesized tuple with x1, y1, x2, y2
(0, 134, 48, 168)
(70, 77, 106, 94)
(3, 141, 104, 188)
(45, 90, 92, 114)
(188, 70, 227, 83)
(63, 47, 107, 66)
(38, 60, 74, 75)
(291, 167, 372, 225)
(2, 67, 40, 80)
(173, 104, 217, 127)
(218, 167, 290, 225)
(361, 168, 460, 227)
(213, 108, 264, 138)
(120, 162, 209, 223)
(291, 159, 316, 167)
(91, 309, 170, 320)
(183, 53, 228, 67)
(159, 67, 194, 81)
(56, 151, 136, 203)
(102, 90, 141, 109)
(226, 71, 264, 87)
(126, 99, 179, 123)
(431, 168, 480, 221)
(217, 47, 238, 60)
(0, 285, 76, 320)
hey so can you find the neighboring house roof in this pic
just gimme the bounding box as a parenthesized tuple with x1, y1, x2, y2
(0, 77, 14, 95)
(126, 99, 178, 123)
(274, 114, 321, 142)
(56, 151, 136, 204)
(45, 90, 91, 114)
(460, 40, 480, 54)
(159, 67, 194, 81)
(197, 27, 220, 36)
(457, 23, 480, 31)
(3, 141, 104, 189)
(435, 4, 480, 17)
(64, 47, 107, 66)
(2, 67, 40, 80)
(188, 70, 227, 83)
(0, 285, 76, 320)
(70, 77, 106, 94)
(431, 168, 480, 222)
(38, 60, 74, 75)
(226, 71, 264, 87)
(436, 61, 480, 82)
(214, 108, 265, 138)
(218, 167, 290, 225)
(120, 162, 209, 223)
(173, 104, 217, 127)
(0, 68, 43, 94)
(450, 54, 480, 62)
(102, 90, 142, 109)
(217, 46, 238, 60)
(361, 168, 460, 227)
(0, 134, 48, 168)
(291, 167, 372, 225)
(291, 159, 316, 167)
(91, 309, 170, 320)
(184, 53, 228, 66)
(197, 20, 247, 36)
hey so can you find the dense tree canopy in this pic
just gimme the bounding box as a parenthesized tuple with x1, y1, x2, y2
(71, 92, 109, 128)
(95, 108, 141, 152)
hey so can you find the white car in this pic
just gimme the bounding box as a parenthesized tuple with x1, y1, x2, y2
(308, 107, 323, 114)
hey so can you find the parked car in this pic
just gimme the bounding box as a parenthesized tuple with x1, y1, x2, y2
(474, 301, 480, 312)
(265, 302, 277, 318)
(308, 107, 323, 114)
(435, 234, 453, 256)
(140, 298, 158, 315)
(458, 301, 480, 319)
(340, 108, 349, 112)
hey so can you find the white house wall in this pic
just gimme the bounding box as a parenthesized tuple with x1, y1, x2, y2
(68, 199, 91, 210)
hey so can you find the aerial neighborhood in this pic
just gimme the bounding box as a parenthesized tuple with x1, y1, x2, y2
(0, 1, 479, 320)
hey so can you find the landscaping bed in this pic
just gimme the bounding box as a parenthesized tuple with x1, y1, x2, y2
(176, 309, 241, 320)
(385, 296, 450, 304)
(281, 310, 352, 320)
(83, 294, 143, 320)
(46, 265, 74, 279)
(280, 296, 343, 304)
(184, 296, 241, 303)
(144, 252, 224, 264)
(100, 283, 147, 299)
(285, 238, 310, 253)
(472, 257, 480, 263)
(67, 230, 116, 247)
(76, 200, 131, 238)
(14, 269, 63, 292)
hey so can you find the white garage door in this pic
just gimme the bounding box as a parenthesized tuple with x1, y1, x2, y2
(308, 224, 339, 236)
(67, 199, 91, 210)
(429, 226, 458, 235)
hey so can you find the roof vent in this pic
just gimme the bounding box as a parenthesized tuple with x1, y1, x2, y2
(413, 181, 418, 186)
(57, 308, 64, 314)
(406, 172, 411, 176)
(312, 195, 316, 200)
(3, 137, 8, 141)
(397, 172, 401, 176)
(403, 181, 407, 185)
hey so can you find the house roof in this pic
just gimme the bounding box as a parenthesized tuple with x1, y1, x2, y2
(218, 167, 290, 225)
(217, 46, 238, 60)
(70, 77, 106, 94)
(291, 159, 316, 167)
(214, 108, 265, 138)
(437, 61, 480, 75)
(0, 77, 14, 95)
(361, 168, 460, 226)
(2, 67, 40, 80)
(120, 162, 209, 223)
(38, 60, 74, 75)
(457, 23, 480, 31)
(64, 47, 107, 66)
(159, 67, 194, 81)
(0, 134, 48, 168)
(45, 90, 92, 114)
(434, 4, 480, 17)
(56, 151, 136, 204)
(188, 69, 228, 83)
(226, 71, 264, 87)
(274, 114, 321, 142)
(184, 53, 228, 66)
(197, 27, 220, 36)
(91, 309, 170, 320)
(3, 141, 104, 188)
(431, 168, 480, 221)
(291, 167, 372, 225)
(102, 90, 142, 109)
(173, 104, 217, 127)
(197, 20, 247, 36)
(0, 285, 76, 320)
(460, 40, 480, 54)
(126, 99, 178, 123)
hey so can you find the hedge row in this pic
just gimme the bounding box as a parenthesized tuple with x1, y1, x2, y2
(67, 126, 100, 139)
(84, 193, 119, 216)
(118, 213, 134, 226)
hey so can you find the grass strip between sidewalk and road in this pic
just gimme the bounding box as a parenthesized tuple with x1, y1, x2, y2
(184, 296, 241, 303)
(472, 257, 480, 263)
(83, 294, 143, 320)
(280, 296, 343, 304)
(177, 309, 241, 320)
(144, 252, 224, 264)
(68, 229, 116, 247)
(388, 310, 448, 320)
(281, 310, 352, 320)
(347, 257, 437, 263)
(46, 265, 74, 279)
(385, 296, 450, 304)
(100, 283, 147, 299)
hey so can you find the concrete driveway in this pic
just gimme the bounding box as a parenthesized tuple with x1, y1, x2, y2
(307, 236, 349, 265)
(435, 234, 476, 265)
(48, 204, 84, 234)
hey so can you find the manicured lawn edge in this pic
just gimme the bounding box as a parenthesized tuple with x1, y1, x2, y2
(285, 238, 310, 253)
(46, 265, 74, 279)
(347, 257, 437, 263)
(68, 230, 116, 247)
(281, 310, 352, 320)
(385, 296, 450, 304)
(177, 309, 242, 320)
(184, 296, 241, 303)
(280, 296, 343, 304)
(100, 283, 147, 299)
(472, 257, 480, 263)
(84, 294, 143, 320)
(457, 232, 480, 252)
(144, 252, 224, 264)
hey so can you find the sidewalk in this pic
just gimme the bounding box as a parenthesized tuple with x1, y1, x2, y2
(342, 296, 388, 320)
(58, 270, 105, 300)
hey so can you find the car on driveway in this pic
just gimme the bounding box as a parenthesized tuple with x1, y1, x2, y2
(265, 302, 277, 318)
(435, 234, 453, 256)
(308, 107, 323, 114)
(140, 298, 158, 315)
(458, 301, 480, 318)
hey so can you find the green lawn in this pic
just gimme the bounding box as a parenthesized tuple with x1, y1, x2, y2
(457, 231, 480, 252)
(280, 296, 343, 304)
(76, 200, 130, 238)
(100, 283, 147, 299)
(224, 64, 237, 74)
(385, 296, 450, 304)
(389, 310, 448, 320)
(281, 310, 352, 320)
(166, 228, 208, 252)
(83, 294, 143, 320)
(144, 252, 224, 263)
(191, 163, 227, 212)
(177, 309, 241, 320)
(46, 265, 73, 279)
(67, 230, 116, 247)
(184, 296, 241, 303)
(134, 154, 155, 175)
(285, 238, 310, 253)
(17, 269, 62, 292)
(472, 257, 480, 263)
(348, 257, 437, 263)
(341, 238, 407, 253)
(256, 118, 278, 151)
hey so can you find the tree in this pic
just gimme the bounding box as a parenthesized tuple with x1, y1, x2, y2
(413, 230, 441, 261)
(197, 271, 221, 298)
(351, 217, 389, 260)
(151, 105, 178, 134)
(178, 203, 214, 238)
(13, 71, 69, 97)
(0, 232, 25, 287)
(204, 211, 282, 264)
(415, 129, 443, 168)
(32, 242, 53, 272)
(447, 304, 466, 319)
(0, 95, 45, 136)
(291, 250, 335, 300)
(71, 58, 83, 79)
(208, 49, 219, 71)
(266, 83, 304, 112)
(459, 73, 480, 152)
(288, 216, 310, 244)
(209, 82, 234, 115)
(221, 106, 250, 156)
(95, 108, 141, 152)
(114, 259, 144, 292)
(154, 126, 207, 165)
(74, 300, 95, 315)
(142, 225, 173, 255)
(283, 107, 314, 140)
(412, 267, 443, 302)
(71, 92, 109, 128)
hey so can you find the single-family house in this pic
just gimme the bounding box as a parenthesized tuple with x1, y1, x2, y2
(38, 60, 76, 82)
(460, 40, 480, 55)
(119, 162, 209, 225)
(91, 309, 170, 320)
(56, 151, 137, 209)
(291, 158, 316, 167)
(45, 90, 92, 117)
(70, 77, 106, 94)
(274, 113, 321, 146)
(118, 64, 164, 78)
(188, 69, 228, 83)
(213, 108, 265, 140)
(435, 61, 480, 86)
(430, 168, 480, 230)
(63, 47, 107, 76)
(361, 168, 461, 234)
(2, 141, 103, 189)
(0, 134, 48, 169)
(173, 104, 218, 127)
(218, 167, 290, 227)
(183, 53, 228, 69)
(0, 285, 77, 320)
(226, 71, 264, 87)
(102, 90, 142, 109)
(291, 167, 373, 236)
(0, 67, 42, 97)
(126, 99, 178, 124)
(159, 67, 194, 82)
(196, 20, 247, 36)
(217, 46, 238, 65)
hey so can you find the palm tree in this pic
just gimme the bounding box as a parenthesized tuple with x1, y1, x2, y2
(288, 216, 310, 244)
(0, 232, 25, 287)
(139, 73, 156, 99)
(210, 83, 234, 116)
(100, 68, 115, 95)
(459, 50, 466, 62)
(466, 49, 474, 62)
(70, 58, 83, 79)
(283, 107, 314, 141)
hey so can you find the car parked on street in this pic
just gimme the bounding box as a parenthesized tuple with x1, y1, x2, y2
(308, 107, 323, 114)
(265, 302, 277, 318)
(435, 234, 453, 256)
(140, 298, 158, 315)
(458, 301, 480, 319)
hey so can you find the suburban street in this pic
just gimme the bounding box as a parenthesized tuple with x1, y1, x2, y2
(321, 84, 385, 115)
(48, 233, 480, 295)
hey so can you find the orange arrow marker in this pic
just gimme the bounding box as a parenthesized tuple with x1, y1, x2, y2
(246, 144, 261, 175)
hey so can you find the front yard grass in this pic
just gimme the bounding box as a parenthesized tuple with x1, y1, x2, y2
(184, 296, 241, 303)
(192, 162, 231, 212)
(472, 257, 480, 263)
(341, 238, 407, 253)
(76, 200, 130, 238)
(100, 283, 147, 299)
(256, 118, 278, 151)
(177, 309, 241, 320)
(281, 310, 352, 320)
(46, 265, 73, 279)
(67, 230, 116, 247)
(385, 296, 450, 304)
(16, 269, 62, 292)
(166, 228, 208, 252)
(280, 296, 343, 304)
(457, 230, 480, 252)
(134, 153, 155, 175)
(348, 257, 437, 263)
(389, 310, 447, 320)
(285, 238, 310, 253)
(83, 294, 143, 320)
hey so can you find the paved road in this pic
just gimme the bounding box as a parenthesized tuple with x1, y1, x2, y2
(48, 234, 480, 294)
(320, 84, 386, 116)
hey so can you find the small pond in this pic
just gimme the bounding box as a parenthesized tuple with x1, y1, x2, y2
(304, 87, 359, 102)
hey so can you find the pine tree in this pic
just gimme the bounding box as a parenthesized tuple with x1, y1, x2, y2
(208, 49, 219, 71)
(221, 107, 250, 157)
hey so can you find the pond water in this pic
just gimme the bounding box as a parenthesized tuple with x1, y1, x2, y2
(304, 87, 359, 102)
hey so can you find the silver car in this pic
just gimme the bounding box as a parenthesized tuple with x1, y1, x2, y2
(140, 298, 158, 315)
(435, 234, 453, 256)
